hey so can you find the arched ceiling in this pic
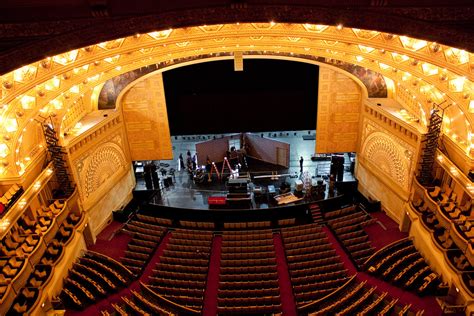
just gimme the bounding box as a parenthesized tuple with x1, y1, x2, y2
(1, 3, 474, 73)
(0, 22, 473, 177)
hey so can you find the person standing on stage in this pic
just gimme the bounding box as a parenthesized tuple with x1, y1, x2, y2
(192, 154, 197, 170)
(299, 156, 304, 173)
(179, 154, 185, 171)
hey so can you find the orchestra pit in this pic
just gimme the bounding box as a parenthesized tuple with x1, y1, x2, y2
(0, 1, 473, 315)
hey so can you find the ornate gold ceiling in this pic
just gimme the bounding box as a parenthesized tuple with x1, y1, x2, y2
(0, 22, 473, 177)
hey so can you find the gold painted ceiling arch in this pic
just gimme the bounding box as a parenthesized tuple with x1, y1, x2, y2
(0, 22, 473, 177)
(97, 53, 388, 111)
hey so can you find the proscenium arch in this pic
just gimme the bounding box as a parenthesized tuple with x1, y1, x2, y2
(113, 55, 372, 114)
(0, 22, 473, 178)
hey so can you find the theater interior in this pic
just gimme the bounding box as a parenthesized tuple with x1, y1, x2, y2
(0, 1, 473, 315)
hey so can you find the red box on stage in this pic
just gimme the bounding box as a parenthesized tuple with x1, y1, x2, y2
(208, 196, 227, 206)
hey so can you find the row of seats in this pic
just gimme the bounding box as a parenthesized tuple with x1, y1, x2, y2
(60, 251, 133, 310)
(223, 221, 271, 229)
(281, 222, 323, 238)
(305, 277, 420, 316)
(277, 217, 296, 226)
(0, 184, 23, 215)
(286, 242, 333, 256)
(136, 213, 172, 226)
(148, 229, 212, 312)
(281, 223, 348, 307)
(284, 231, 327, 246)
(324, 205, 358, 220)
(222, 231, 273, 241)
(179, 220, 214, 229)
(121, 215, 167, 275)
(221, 238, 272, 247)
(365, 239, 448, 296)
(324, 205, 376, 267)
(218, 230, 281, 314)
(103, 288, 176, 316)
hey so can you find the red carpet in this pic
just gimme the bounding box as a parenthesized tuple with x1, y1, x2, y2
(88, 221, 131, 261)
(364, 211, 408, 251)
(96, 220, 124, 241)
(141, 231, 171, 282)
(273, 233, 297, 316)
(323, 226, 358, 276)
(203, 235, 222, 316)
(323, 227, 442, 315)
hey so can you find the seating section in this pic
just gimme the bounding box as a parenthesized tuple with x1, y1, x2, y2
(6, 211, 82, 315)
(306, 276, 421, 316)
(281, 223, 349, 307)
(413, 187, 473, 294)
(53, 214, 436, 315)
(217, 229, 281, 314)
(60, 251, 134, 310)
(420, 187, 473, 234)
(148, 229, 213, 312)
(0, 184, 23, 215)
(0, 197, 78, 312)
(121, 214, 167, 275)
(364, 238, 447, 296)
(324, 205, 376, 267)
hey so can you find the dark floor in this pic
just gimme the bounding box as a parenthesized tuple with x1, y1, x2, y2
(135, 130, 356, 210)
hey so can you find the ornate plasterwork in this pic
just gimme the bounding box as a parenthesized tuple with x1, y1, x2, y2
(360, 119, 415, 191)
(74, 136, 126, 199)
(0, 22, 472, 178)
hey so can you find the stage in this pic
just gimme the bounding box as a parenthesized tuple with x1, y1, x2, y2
(134, 130, 356, 211)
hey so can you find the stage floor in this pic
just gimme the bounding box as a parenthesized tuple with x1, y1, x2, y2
(135, 130, 356, 210)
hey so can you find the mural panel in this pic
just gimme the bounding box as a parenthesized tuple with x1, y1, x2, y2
(98, 53, 387, 110)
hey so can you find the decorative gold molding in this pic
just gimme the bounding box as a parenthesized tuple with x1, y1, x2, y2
(0, 22, 472, 177)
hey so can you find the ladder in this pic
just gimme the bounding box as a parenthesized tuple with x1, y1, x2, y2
(221, 157, 234, 177)
(208, 161, 220, 181)
(417, 104, 445, 185)
(41, 117, 75, 197)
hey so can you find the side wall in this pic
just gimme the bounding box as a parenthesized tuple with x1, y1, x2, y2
(121, 73, 173, 161)
(356, 101, 422, 223)
(316, 67, 362, 153)
(66, 113, 134, 238)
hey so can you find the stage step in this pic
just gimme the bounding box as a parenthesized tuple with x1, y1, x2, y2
(310, 204, 324, 224)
